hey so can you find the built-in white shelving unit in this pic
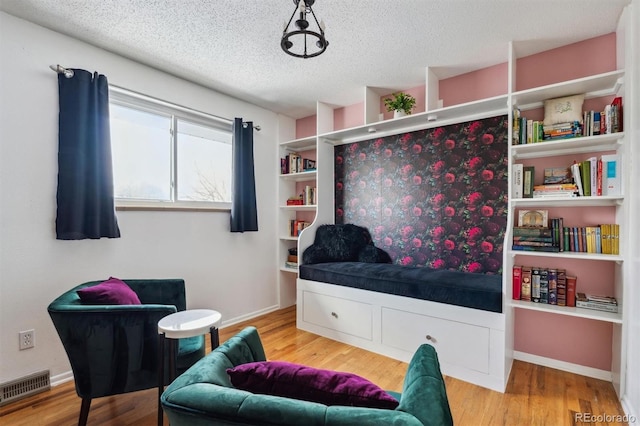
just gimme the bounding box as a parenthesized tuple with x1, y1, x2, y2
(277, 3, 635, 401)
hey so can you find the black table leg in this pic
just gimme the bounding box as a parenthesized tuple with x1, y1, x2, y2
(210, 327, 220, 350)
(158, 333, 165, 426)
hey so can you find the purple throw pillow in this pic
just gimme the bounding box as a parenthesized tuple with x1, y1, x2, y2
(76, 277, 141, 305)
(227, 361, 399, 409)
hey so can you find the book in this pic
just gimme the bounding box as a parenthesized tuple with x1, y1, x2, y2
(517, 210, 549, 227)
(543, 167, 573, 185)
(580, 160, 591, 196)
(531, 267, 541, 302)
(512, 245, 560, 253)
(521, 266, 532, 302)
(570, 162, 584, 196)
(547, 269, 558, 305)
(523, 166, 534, 198)
(512, 163, 523, 198)
(513, 227, 553, 237)
(556, 269, 567, 306)
(601, 154, 621, 196)
(566, 276, 577, 307)
(512, 236, 554, 243)
(576, 300, 619, 313)
(588, 157, 597, 197)
(539, 268, 549, 304)
(611, 96, 623, 133)
(512, 265, 522, 300)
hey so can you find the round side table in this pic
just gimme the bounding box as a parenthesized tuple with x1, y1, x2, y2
(157, 309, 221, 426)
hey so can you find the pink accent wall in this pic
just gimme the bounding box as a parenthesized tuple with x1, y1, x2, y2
(379, 85, 426, 121)
(296, 115, 317, 139)
(334, 102, 365, 131)
(516, 33, 617, 91)
(439, 63, 508, 107)
(514, 310, 613, 370)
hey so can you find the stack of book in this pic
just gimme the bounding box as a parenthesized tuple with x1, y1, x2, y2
(513, 265, 574, 307)
(576, 292, 618, 313)
(543, 120, 582, 140)
(532, 183, 578, 198)
(512, 226, 558, 253)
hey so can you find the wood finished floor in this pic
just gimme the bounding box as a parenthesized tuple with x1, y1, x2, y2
(0, 306, 626, 425)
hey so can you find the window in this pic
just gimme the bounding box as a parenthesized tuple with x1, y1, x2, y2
(109, 88, 232, 209)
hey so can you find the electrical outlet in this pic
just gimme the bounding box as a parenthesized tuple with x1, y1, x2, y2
(19, 329, 35, 350)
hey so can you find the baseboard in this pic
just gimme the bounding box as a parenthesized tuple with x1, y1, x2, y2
(50, 371, 73, 387)
(219, 304, 281, 329)
(514, 351, 612, 381)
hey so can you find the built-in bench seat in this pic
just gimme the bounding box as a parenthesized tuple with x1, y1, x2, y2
(299, 262, 502, 313)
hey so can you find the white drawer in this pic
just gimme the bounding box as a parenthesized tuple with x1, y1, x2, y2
(381, 307, 490, 374)
(302, 291, 372, 340)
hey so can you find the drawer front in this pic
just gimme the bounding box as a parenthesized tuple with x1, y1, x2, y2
(302, 291, 373, 340)
(381, 307, 490, 374)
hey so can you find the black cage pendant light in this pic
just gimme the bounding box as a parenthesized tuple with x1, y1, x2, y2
(281, 0, 329, 59)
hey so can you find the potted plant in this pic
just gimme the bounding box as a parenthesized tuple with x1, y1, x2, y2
(384, 92, 417, 118)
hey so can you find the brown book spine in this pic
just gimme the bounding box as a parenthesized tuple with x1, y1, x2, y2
(556, 269, 566, 306)
(521, 266, 532, 302)
(566, 276, 577, 307)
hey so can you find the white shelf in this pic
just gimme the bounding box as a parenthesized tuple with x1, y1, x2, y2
(319, 95, 508, 145)
(512, 70, 624, 109)
(280, 266, 299, 274)
(511, 132, 623, 159)
(512, 195, 623, 207)
(280, 136, 316, 151)
(509, 300, 622, 324)
(279, 170, 317, 182)
(279, 205, 317, 211)
(509, 250, 623, 262)
(280, 235, 298, 241)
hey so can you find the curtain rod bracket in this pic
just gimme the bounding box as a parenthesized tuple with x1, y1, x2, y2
(49, 64, 74, 78)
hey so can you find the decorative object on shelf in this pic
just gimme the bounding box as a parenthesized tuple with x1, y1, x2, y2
(281, 0, 328, 59)
(383, 92, 416, 118)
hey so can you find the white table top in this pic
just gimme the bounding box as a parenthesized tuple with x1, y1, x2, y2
(158, 309, 222, 339)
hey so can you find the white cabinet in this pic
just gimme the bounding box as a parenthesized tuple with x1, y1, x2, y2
(302, 291, 373, 340)
(381, 307, 490, 374)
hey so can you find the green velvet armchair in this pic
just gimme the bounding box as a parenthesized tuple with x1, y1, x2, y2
(161, 326, 454, 426)
(48, 278, 205, 426)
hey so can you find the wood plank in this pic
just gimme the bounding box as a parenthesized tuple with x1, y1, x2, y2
(0, 306, 626, 425)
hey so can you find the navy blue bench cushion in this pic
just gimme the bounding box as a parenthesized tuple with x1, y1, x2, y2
(299, 262, 502, 313)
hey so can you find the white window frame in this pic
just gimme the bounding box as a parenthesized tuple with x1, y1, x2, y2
(109, 86, 233, 212)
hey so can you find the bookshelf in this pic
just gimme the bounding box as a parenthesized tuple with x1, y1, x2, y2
(505, 61, 628, 396)
(277, 4, 635, 398)
(277, 135, 317, 307)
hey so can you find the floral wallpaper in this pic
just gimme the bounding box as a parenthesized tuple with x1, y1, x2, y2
(334, 115, 508, 274)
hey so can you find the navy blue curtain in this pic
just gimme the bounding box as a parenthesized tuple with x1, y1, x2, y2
(230, 118, 258, 232)
(55, 69, 121, 240)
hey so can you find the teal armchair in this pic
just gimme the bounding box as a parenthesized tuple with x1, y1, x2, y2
(161, 326, 453, 426)
(48, 278, 205, 426)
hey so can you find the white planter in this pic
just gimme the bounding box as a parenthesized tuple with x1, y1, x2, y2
(393, 110, 406, 118)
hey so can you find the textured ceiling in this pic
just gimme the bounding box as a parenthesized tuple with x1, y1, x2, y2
(0, 0, 631, 119)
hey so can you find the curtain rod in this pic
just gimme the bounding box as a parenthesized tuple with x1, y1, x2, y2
(49, 64, 261, 131)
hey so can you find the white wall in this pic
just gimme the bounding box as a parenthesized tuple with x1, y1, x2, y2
(0, 12, 281, 384)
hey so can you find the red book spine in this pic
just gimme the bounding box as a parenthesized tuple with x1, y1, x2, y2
(566, 276, 577, 307)
(512, 265, 522, 300)
(597, 158, 603, 196)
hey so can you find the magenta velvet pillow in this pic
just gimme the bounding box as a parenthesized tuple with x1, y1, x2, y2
(76, 277, 141, 305)
(226, 361, 399, 409)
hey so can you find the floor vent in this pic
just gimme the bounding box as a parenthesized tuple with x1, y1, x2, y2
(0, 370, 50, 406)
